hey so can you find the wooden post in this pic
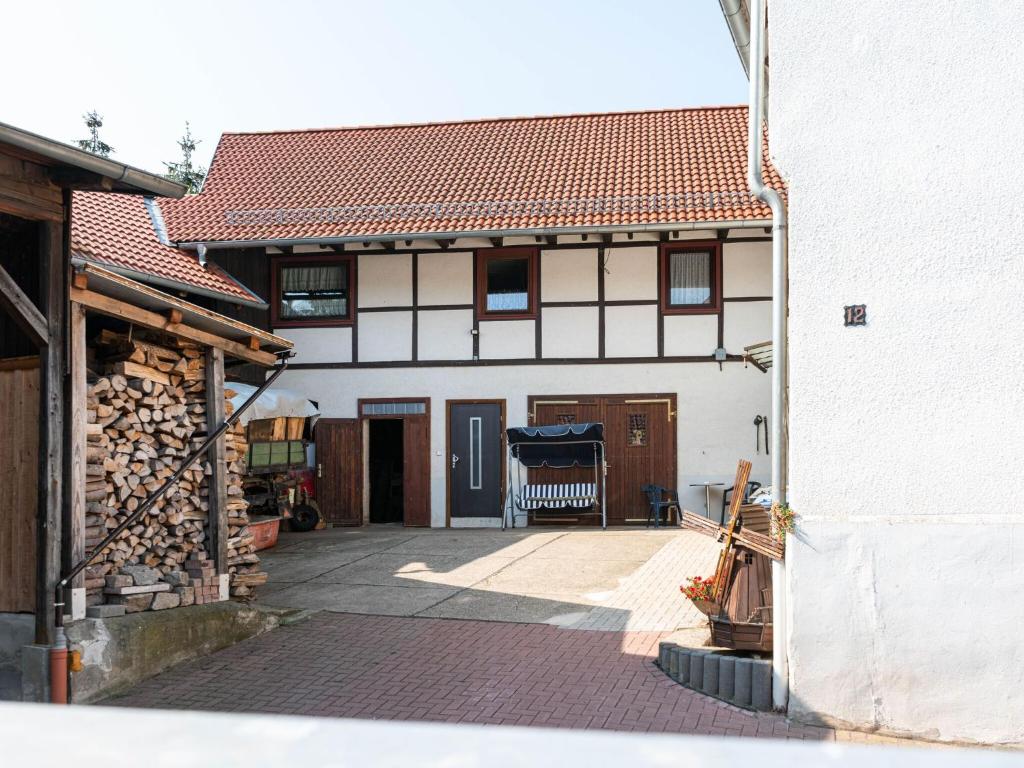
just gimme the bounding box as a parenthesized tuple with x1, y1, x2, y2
(35, 218, 65, 644)
(67, 302, 86, 619)
(205, 347, 228, 592)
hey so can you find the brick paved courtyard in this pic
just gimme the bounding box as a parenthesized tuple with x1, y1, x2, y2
(108, 612, 833, 740)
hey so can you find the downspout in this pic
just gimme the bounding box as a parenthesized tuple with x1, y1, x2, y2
(747, 0, 789, 711)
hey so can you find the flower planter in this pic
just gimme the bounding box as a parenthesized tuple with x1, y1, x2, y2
(690, 599, 721, 616)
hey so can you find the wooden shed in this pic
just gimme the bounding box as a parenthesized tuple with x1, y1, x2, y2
(0, 123, 291, 702)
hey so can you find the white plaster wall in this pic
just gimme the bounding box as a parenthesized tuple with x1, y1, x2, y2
(604, 246, 657, 300)
(273, 327, 352, 364)
(417, 310, 474, 361)
(418, 251, 473, 305)
(358, 253, 412, 307)
(479, 319, 534, 359)
(357, 312, 412, 362)
(771, 1, 1024, 744)
(663, 315, 718, 357)
(722, 301, 771, 356)
(541, 249, 598, 302)
(541, 307, 598, 358)
(723, 241, 772, 297)
(279, 361, 769, 528)
(604, 305, 657, 358)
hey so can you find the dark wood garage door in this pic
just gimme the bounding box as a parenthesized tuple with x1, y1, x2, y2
(530, 394, 676, 525)
(315, 418, 363, 526)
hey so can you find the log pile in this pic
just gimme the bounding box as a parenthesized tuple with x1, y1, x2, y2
(83, 330, 266, 611)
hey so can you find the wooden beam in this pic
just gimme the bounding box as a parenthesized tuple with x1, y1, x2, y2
(247, 335, 260, 351)
(328, 245, 345, 255)
(36, 219, 64, 644)
(79, 262, 288, 349)
(205, 348, 228, 579)
(437, 239, 453, 250)
(47, 167, 115, 191)
(489, 237, 503, 248)
(72, 272, 88, 290)
(70, 287, 278, 367)
(717, 228, 729, 241)
(0, 261, 48, 346)
(167, 308, 183, 325)
(278, 245, 294, 255)
(67, 303, 87, 615)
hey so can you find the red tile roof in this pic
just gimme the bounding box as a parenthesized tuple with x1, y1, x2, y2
(162, 105, 783, 243)
(71, 191, 264, 305)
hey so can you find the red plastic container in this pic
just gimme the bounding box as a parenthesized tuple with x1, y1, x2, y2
(249, 516, 282, 551)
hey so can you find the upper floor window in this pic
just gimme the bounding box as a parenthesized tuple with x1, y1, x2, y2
(476, 247, 538, 319)
(660, 242, 722, 315)
(271, 254, 354, 327)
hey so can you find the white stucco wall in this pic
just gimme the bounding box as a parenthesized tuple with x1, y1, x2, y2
(478, 319, 535, 359)
(541, 307, 599, 358)
(418, 309, 474, 360)
(417, 251, 473, 305)
(541, 248, 599, 302)
(358, 252, 412, 307)
(604, 246, 657, 300)
(663, 314, 718, 357)
(273, 326, 353, 364)
(771, 1, 1024, 744)
(280, 361, 770, 528)
(357, 312, 412, 362)
(604, 305, 658, 358)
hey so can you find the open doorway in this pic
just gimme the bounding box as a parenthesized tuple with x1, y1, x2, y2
(368, 419, 404, 524)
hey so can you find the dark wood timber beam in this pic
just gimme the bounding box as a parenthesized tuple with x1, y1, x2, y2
(277, 245, 294, 255)
(489, 237, 503, 248)
(205, 347, 228, 581)
(0, 261, 48, 346)
(70, 287, 278, 367)
(46, 167, 115, 191)
(544, 235, 557, 247)
(437, 239, 453, 250)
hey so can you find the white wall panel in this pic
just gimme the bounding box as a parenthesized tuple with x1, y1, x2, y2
(722, 301, 771, 355)
(357, 312, 412, 362)
(723, 241, 772, 297)
(417, 310, 474, 361)
(479, 319, 534, 359)
(418, 251, 474, 305)
(273, 327, 352, 364)
(604, 305, 657, 357)
(604, 246, 657, 300)
(358, 253, 412, 307)
(663, 314, 718, 357)
(541, 307, 598, 358)
(540, 249, 598, 302)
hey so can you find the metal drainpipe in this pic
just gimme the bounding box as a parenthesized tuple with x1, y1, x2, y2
(747, 0, 789, 711)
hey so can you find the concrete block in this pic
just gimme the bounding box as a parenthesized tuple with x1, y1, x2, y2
(175, 586, 195, 607)
(121, 565, 160, 586)
(688, 653, 704, 690)
(666, 646, 678, 678)
(733, 658, 753, 707)
(104, 583, 171, 596)
(150, 592, 181, 611)
(702, 654, 720, 696)
(672, 648, 690, 684)
(105, 575, 132, 588)
(751, 659, 772, 711)
(20, 645, 49, 703)
(86, 604, 126, 619)
(109, 593, 153, 613)
(658, 642, 672, 670)
(163, 571, 189, 587)
(718, 656, 736, 702)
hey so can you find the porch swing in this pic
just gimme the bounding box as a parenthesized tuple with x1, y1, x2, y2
(503, 423, 607, 530)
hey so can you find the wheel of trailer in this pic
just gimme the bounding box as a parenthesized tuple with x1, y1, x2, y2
(290, 502, 320, 532)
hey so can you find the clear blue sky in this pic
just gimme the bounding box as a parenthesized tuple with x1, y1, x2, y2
(3, 1, 744, 175)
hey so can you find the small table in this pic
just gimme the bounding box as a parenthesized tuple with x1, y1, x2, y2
(689, 482, 725, 522)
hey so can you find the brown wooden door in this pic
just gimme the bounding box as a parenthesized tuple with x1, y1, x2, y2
(604, 401, 675, 524)
(316, 418, 363, 526)
(402, 416, 431, 527)
(527, 395, 675, 525)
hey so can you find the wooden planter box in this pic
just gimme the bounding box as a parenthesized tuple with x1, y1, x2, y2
(249, 516, 282, 551)
(690, 599, 721, 617)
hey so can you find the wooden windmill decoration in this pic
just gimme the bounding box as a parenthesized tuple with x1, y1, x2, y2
(680, 459, 784, 652)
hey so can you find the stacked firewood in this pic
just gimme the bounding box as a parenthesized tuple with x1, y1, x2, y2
(224, 408, 267, 598)
(82, 329, 265, 610)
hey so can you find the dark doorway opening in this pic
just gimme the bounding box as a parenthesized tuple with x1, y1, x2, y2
(369, 419, 404, 524)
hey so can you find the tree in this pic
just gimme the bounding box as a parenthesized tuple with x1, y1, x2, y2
(164, 122, 207, 194)
(76, 110, 113, 157)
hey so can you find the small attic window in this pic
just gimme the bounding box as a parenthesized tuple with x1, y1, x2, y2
(660, 242, 722, 315)
(476, 247, 538, 319)
(271, 254, 354, 327)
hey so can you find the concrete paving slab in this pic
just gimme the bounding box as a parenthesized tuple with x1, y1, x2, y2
(261, 549, 380, 583)
(525, 532, 670, 562)
(475, 555, 646, 594)
(381, 531, 562, 558)
(259, 582, 459, 616)
(416, 588, 603, 624)
(308, 553, 518, 588)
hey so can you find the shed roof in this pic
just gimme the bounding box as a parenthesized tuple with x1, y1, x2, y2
(162, 105, 783, 244)
(72, 191, 266, 306)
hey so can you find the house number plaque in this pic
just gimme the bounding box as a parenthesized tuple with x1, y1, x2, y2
(844, 304, 866, 326)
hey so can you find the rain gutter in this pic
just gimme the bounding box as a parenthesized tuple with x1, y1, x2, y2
(747, 0, 789, 711)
